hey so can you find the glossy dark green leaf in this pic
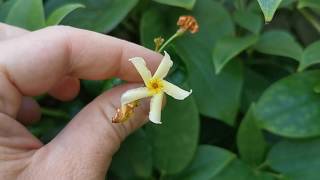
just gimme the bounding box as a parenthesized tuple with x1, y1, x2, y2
(45, 0, 138, 32)
(213, 160, 274, 180)
(298, 0, 320, 10)
(280, 0, 297, 7)
(5, 0, 45, 30)
(146, 95, 199, 175)
(174, 0, 242, 124)
(255, 70, 320, 138)
(153, 0, 196, 9)
(213, 35, 258, 74)
(0, 0, 17, 21)
(46, 3, 84, 26)
(110, 130, 152, 179)
(176, 48, 244, 125)
(140, 9, 173, 50)
(254, 30, 303, 61)
(298, 40, 320, 71)
(237, 104, 267, 166)
(170, 145, 273, 180)
(233, 10, 263, 34)
(141, 0, 243, 125)
(241, 68, 272, 112)
(170, 145, 236, 179)
(267, 139, 320, 180)
(257, 0, 282, 22)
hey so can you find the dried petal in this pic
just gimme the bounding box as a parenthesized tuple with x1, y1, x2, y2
(112, 101, 139, 123)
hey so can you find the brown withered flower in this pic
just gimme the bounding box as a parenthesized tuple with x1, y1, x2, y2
(112, 101, 139, 123)
(177, 15, 199, 34)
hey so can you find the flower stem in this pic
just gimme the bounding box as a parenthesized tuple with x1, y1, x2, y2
(255, 161, 269, 171)
(41, 107, 70, 120)
(299, 9, 320, 33)
(157, 30, 184, 52)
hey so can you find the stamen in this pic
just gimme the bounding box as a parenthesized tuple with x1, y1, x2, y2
(147, 78, 164, 94)
(152, 83, 159, 89)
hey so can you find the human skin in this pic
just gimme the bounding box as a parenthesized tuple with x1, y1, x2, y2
(0, 23, 162, 180)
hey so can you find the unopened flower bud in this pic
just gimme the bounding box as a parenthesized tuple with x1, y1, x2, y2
(177, 15, 199, 34)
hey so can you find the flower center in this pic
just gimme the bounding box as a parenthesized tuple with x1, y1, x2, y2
(147, 78, 164, 94)
(152, 82, 159, 89)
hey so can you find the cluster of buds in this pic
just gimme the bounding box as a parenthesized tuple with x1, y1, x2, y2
(177, 15, 199, 34)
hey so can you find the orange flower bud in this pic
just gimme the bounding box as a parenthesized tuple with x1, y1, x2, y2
(177, 15, 199, 34)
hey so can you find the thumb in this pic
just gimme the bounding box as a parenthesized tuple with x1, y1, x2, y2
(41, 83, 150, 178)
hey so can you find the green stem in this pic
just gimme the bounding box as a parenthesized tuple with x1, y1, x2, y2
(255, 161, 269, 171)
(41, 107, 70, 120)
(157, 30, 184, 52)
(267, 172, 285, 180)
(299, 9, 320, 33)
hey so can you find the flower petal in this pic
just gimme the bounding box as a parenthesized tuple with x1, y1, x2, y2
(153, 51, 173, 79)
(121, 87, 150, 105)
(163, 80, 192, 100)
(129, 57, 152, 84)
(149, 93, 164, 124)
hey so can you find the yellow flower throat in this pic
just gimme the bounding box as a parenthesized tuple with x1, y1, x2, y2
(147, 78, 164, 95)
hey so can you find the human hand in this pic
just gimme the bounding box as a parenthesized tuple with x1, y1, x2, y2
(0, 23, 161, 180)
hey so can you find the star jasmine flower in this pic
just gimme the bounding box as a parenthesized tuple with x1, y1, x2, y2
(120, 51, 192, 124)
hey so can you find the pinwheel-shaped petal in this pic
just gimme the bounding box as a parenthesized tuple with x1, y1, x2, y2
(121, 51, 192, 124)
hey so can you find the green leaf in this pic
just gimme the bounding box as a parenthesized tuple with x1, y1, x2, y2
(255, 70, 320, 138)
(146, 95, 199, 175)
(213, 35, 259, 74)
(153, 0, 196, 9)
(5, 0, 45, 30)
(174, 0, 242, 125)
(213, 160, 274, 180)
(170, 145, 236, 179)
(298, 0, 320, 10)
(280, 0, 297, 7)
(241, 68, 272, 112)
(254, 30, 303, 61)
(46, 3, 84, 26)
(82, 80, 105, 97)
(257, 0, 282, 22)
(267, 139, 320, 180)
(237, 104, 267, 166)
(176, 46, 243, 125)
(110, 130, 152, 179)
(170, 145, 273, 180)
(45, 0, 138, 33)
(298, 40, 320, 71)
(0, 0, 17, 21)
(140, 9, 173, 50)
(141, 0, 243, 125)
(233, 10, 263, 34)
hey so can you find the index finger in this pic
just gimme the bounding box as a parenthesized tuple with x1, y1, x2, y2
(0, 25, 161, 118)
(0, 25, 162, 96)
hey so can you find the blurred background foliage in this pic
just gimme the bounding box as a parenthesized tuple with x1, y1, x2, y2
(1, 0, 320, 179)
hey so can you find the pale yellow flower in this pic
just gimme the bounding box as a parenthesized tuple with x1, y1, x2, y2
(121, 51, 192, 124)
